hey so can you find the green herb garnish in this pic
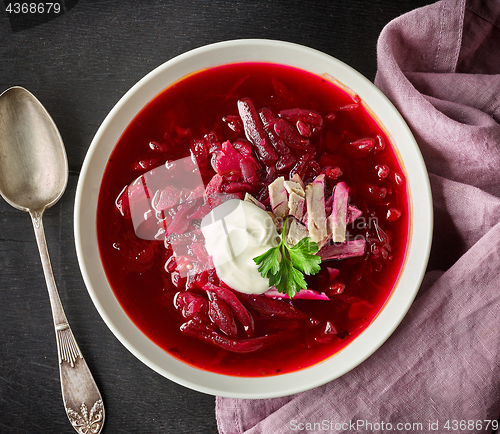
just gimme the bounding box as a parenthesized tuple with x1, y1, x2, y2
(253, 218, 321, 298)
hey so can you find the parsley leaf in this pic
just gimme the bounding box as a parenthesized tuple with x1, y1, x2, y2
(253, 246, 280, 278)
(288, 237, 321, 275)
(253, 218, 321, 298)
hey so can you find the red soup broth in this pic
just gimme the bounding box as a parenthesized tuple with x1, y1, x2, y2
(97, 62, 409, 377)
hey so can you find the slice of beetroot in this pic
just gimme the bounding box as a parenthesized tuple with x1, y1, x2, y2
(204, 283, 255, 338)
(393, 171, 405, 186)
(180, 320, 282, 353)
(321, 166, 342, 182)
(276, 153, 297, 172)
(313, 320, 338, 344)
(204, 174, 223, 196)
(222, 181, 254, 194)
(296, 120, 312, 137)
(278, 108, 323, 127)
(258, 107, 277, 129)
(174, 291, 208, 321)
(374, 133, 386, 154)
(215, 140, 244, 176)
(328, 282, 345, 295)
(222, 114, 244, 135)
(386, 207, 402, 222)
(327, 267, 340, 281)
(240, 158, 258, 184)
(274, 118, 310, 149)
(206, 291, 239, 338)
(259, 108, 297, 171)
(289, 152, 314, 180)
(238, 293, 305, 319)
(209, 332, 282, 353)
(232, 138, 254, 158)
(347, 138, 375, 157)
(191, 139, 210, 171)
(237, 98, 277, 165)
(362, 184, 388, 202)
(375, 164, 390, 181)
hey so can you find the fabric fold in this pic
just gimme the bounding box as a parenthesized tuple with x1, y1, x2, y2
(217, 1, 500, 432)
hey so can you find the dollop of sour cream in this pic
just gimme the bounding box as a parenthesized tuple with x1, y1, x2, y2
(201, 199, 280, 294)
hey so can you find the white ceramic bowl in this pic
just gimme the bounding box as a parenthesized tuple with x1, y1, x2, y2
(74, 39, 432, 398)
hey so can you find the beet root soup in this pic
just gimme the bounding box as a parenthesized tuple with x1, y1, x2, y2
(96, 62, 409, 377)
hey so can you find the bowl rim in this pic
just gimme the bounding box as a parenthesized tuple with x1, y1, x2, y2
(74, 38, 433, 399)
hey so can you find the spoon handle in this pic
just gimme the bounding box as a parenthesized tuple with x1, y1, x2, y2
(30, 210, 105, 434)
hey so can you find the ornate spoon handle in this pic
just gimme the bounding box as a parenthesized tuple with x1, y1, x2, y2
(31, 211, 105, 434)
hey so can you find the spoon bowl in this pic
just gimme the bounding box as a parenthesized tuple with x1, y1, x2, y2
(0, 86, 68, 212)
(0, 86, 104, 433)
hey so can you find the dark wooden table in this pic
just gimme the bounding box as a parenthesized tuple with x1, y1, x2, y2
(0, 1, 435, 432)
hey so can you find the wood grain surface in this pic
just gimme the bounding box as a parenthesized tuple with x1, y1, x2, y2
(0, 1, 435, 432)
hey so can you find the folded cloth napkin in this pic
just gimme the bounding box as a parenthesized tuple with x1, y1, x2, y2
(216, 0, 500, 432)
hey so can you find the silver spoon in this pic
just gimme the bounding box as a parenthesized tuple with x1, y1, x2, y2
(0, 86, 105, 434)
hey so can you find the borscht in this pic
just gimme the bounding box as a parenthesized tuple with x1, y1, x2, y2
(96, 62, 409, 377)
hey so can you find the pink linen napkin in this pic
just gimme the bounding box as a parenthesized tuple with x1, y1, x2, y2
(216, 0, 500, 432)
